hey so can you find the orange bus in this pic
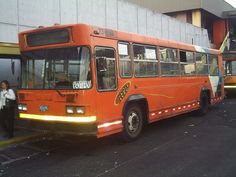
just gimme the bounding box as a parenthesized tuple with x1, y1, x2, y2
(18, 24, 224, 141)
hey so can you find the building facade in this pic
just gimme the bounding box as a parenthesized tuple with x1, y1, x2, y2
(127, 0, 235, 48)
(0, 0, 210, 47)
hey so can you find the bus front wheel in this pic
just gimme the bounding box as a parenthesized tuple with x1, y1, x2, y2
(122, 104, 143, 142)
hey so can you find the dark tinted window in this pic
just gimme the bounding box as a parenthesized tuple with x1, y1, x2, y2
(27, 29, 70, 47)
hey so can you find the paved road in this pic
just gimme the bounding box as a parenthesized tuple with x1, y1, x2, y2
(1, 99, 236, 177)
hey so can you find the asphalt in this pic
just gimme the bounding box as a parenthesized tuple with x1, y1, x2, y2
(0, 98, 236, 177)
(0, 127, 47, 149)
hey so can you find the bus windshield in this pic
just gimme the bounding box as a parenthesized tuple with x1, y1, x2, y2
(21, 47, 91, 89)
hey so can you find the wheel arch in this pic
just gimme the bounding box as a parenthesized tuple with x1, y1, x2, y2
(122, 94, 149, 124)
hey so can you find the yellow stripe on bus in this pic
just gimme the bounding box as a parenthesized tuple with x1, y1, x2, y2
(19, 113, 96, 123)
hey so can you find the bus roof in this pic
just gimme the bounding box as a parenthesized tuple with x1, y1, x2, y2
(19, 23, 220, 55)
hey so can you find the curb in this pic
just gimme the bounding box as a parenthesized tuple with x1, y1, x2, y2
(0, 132, 49, 149)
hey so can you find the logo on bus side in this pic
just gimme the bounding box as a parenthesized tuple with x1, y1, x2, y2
(114, 81, 131, 105)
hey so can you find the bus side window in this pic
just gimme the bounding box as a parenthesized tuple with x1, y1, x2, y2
(118, 42, 132, 77)
(225, 60, 236, 75)
(196, 53, 209, 75)
(95, 47, 117, 91)
(160, 47, 179, 76)
(208, 54, 219, 76)
(133, 44, 158, 77)
(180, 51, 195, 75)
(231, 61, 236, 75)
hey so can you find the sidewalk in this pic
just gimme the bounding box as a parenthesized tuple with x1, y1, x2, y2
(0, 128, 47, 149)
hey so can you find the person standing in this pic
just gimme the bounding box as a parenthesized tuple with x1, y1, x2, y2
(0, 80, 16, 138)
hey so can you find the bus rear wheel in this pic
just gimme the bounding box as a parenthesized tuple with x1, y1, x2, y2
(122, 104, 143, 142)
(198, 92, 209, 115)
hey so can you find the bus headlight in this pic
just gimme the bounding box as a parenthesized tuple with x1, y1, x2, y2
(18, 104, 27, 111)
(66, 106, 85, 114)
(66, 106, 74, 114)
(76, 107, 85, 114)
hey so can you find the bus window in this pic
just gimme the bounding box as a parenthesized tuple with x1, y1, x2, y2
(118, 42, 131, 77)
(231, 61, 236, 75)
(133, 44, 158, 77)
(180, 51, 195, 75)
(225, 60, 236, 75)
(196, 53, 208, 75)
(95, 47, 117, 91)
(208, 54, 219, 76)
(160, 47, 179, 76)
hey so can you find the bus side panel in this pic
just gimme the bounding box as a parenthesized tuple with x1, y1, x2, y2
(133, 77, 201, 121)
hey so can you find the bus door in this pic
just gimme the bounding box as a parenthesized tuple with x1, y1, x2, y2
(94, 46, 120, 123)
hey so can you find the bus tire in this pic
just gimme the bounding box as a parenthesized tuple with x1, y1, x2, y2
(198, 92, 209, 115)
(122, 104, 143, 142)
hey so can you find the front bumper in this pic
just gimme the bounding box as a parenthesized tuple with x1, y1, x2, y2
(17, 116, 97, 136)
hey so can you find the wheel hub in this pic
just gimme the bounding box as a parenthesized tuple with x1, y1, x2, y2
(128, 112, 139, 133)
